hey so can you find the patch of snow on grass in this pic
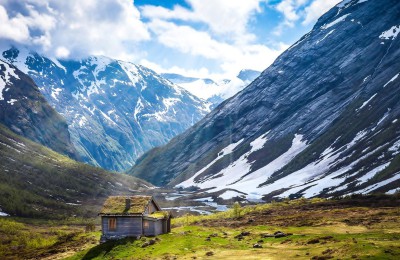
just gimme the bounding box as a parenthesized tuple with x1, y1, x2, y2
(7, 99, 17, 105)
(355, 172, 400, 194)
(177, 138, 244, 188)
(219, 190, 244, 200)
(357, 162, 391, 184)
(389, 140, 400, 156)
(380, 25, 400, 40)
(386, 188, 399, 195)
(206, 134, 308, 200)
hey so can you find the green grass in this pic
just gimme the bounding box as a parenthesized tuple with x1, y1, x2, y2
(65, 225, 400, 260)
(0, 218, 101, 260)
(0, 124, 150, 219)
(65, 196, 400, 260)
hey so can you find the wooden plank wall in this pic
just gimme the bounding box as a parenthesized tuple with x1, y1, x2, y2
(102, 216, 142, 237)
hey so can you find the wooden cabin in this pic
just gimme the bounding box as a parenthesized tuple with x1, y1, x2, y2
(99, 195, 171, 242)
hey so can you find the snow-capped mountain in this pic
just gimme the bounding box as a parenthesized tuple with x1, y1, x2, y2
(130, 0, 400, 200)
(0, 59, 78, 158)
(162, 69, 260, 108)
(2, 48, 211, 171)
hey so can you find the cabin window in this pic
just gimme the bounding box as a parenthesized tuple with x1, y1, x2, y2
(108, 218, 116, 231)
(143, 220, 149, 229)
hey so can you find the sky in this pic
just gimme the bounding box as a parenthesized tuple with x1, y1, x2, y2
(0, 0, 343, 79)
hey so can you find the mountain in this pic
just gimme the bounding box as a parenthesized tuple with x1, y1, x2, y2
(129, 0, 400, 201)
(162, 70, 260, 108)
(0, 123, 151, 219)
(0, 59, 78, 159)
(2, 48, 211, 171)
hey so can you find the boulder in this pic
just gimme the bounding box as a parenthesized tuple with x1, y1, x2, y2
(253, 243, 263, 248)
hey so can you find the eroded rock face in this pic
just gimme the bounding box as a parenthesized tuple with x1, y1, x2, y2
(0, 60, 77, 158)
(130, 0, 400, 198)
(2, 48, 210, 171)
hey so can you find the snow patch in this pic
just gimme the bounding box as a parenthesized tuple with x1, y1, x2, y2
(51, 88, 62, 101)
(386, 188, 400, 195)
(177, 138, 245, 188)
(118, 61, 140, 86)
(7, 99, 17, 105)
(48, 57, 67, 72)
(389, 140, 400, 156)
(380, 25, 400, 40)
(356, 93, 376, 111)
(355, 172, 400, 194)
(383, 73, 399, 88)
(357, 163, 391, 184)
(317, 30, 335, 44)
(322, 14, 351, 30)
(0, 60, 20, 100)
(0, 211, 9, 217)
(219, 190, 244, 200)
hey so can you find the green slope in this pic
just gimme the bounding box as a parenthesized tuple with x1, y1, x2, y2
(0, 124, 152, 219)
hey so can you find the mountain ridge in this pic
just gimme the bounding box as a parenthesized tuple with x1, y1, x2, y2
(129, 0, 400, 200)
(2, 48, 211, 171)
(0, 59, 78, 159)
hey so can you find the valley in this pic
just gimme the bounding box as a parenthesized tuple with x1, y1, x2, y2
(0, 0, 400, 259)
(2, 195, 398, 260)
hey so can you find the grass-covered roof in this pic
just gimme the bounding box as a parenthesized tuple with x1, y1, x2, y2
(99, 196, 152, 215)
(148, 211, 170, 219)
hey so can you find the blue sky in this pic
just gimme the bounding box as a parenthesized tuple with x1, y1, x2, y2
(0, 0, 343, 79)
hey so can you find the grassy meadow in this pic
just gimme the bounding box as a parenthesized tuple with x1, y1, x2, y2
(2, 195, 396, 260)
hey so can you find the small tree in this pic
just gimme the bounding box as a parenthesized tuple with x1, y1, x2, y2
(232, 202, 242, 219)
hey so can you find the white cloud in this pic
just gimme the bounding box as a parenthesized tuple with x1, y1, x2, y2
(0, 5, 30, 42)
(303, 0, 343, 25)
(55, 46, 70, 58)
(0, 0, 150, 59)
(147, 19, 288, 78)
(141, 0, 265, 43)
(273, 0, 341, 34)
(141, 59, 211, 79)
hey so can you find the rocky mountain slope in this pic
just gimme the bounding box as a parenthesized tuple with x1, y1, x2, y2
(0, 60, 77, 159)
(2, 48, 210, 171)
(162, 69, 260, 108)
(130, 0, 400, 201)
(0, 123, 151, 218)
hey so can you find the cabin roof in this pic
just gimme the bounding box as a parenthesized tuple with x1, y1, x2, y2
(99, 195, 157, 216)
(147, 211, 170, 219)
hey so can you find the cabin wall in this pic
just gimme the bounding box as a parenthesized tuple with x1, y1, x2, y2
(101, 216, 142, 238)
(154, 220, 163, 235)
(143, 219, 154, 236)
(143, 219, 164, 236)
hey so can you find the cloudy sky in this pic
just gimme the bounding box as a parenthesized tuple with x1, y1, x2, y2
(0, 0, 343, 79)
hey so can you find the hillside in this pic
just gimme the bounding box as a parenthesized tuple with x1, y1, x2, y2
(0, 59, 78, 159)
(129, 0, 400, 200)
(0, 123, 151, 219)
(2, 48, 211, 171)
